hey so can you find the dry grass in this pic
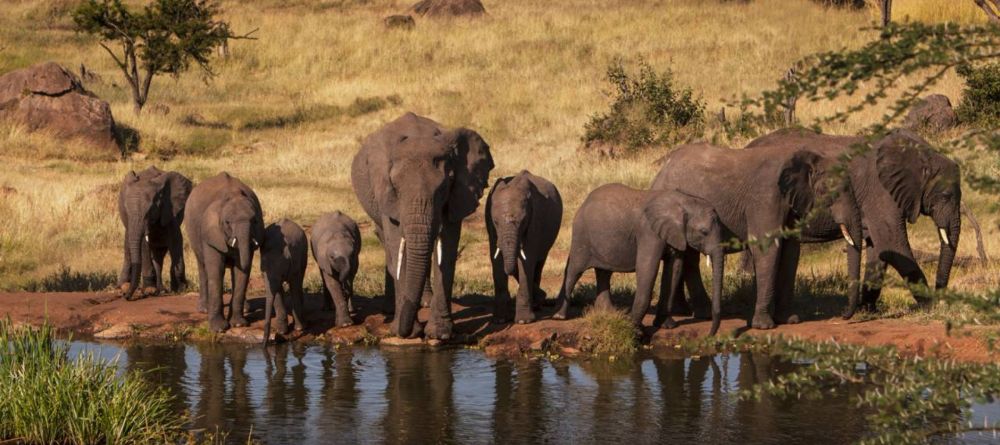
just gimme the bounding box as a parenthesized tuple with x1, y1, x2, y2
(870, 0, 991, 25)
(0, 0, 997, 323)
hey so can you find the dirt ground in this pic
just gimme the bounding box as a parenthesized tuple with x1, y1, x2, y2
(0, 290, 995, 363)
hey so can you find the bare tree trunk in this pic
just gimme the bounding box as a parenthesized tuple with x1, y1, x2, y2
(960, 202, 989, 266)
(783, 68, 797, 126)
(880, 0, 892, 29)
(974, 0, 1000, 23)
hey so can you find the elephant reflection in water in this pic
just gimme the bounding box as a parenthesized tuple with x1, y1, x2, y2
(125, 344, 189, 416)
(492, 360, 546, 443)
(194, 344, 252, 436)
(382, 350, 455, 444)
(262, 343, 310, 436)
(316, 348, 360, 441)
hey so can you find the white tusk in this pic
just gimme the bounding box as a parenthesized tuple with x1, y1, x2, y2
(228, 237, 237, 248)
(252, 238, 259, 248)
(144, 234, 149, 242)
(493, 247, 500, 259)
(840, 224, 855, 247)
(773, 238, 780, 248)
(520, 249, 527, 260)
(938, 228, 950, 247)
(705, 254, 712, 269)
(436, 239, 442, 266)
(396, 238, 405, 278)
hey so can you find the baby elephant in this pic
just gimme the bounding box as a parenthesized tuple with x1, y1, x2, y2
(260, 219, 308, 345)
(486, 170, 563, 324)
(632, 191, 726, 336)
(311, 211, 361, 328)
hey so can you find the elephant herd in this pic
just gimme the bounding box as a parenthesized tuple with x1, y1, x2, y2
(117, 112, 963, 343)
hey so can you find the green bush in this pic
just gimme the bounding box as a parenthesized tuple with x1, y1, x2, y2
(0, 319, 183, 444)
(957, 62, 1000, 128)
(584, 59, 705, 155)
(579, 308, 638, 357)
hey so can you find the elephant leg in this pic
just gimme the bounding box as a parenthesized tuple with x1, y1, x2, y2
(428, 221, 461, 340)
(140, 238, 157, 294)
(150, 245, 167, 295)
(205, 254, 228, 332)
(655, 253, 684, 329)
(861, 243, 885, 312)
(842, 245, 863, 319)
(328, 274, 352, 327)
(118, 240, 130, 288)
(749, 242, 781, 330)
(680, 250, 710, 318)
(271, 281, 289, 335)
(382, 266, 396, 315)
(289, 273, 307, 332)
(230, 263, 251, 328)
(320, 274, 334, 312)
(631, 238, 665, 326)
(531, 254, 548, 309)
(195, 253, 209, 314)
(168, 232, 187, 292)
(554, 257, 586, 320)
(492, 247, 512, 323)
(514, 257, 537, 324)
(594, 269, 613, 311)
(774, 238, 800, 324)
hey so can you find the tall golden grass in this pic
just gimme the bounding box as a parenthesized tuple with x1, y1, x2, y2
(0, 0, 996, 317)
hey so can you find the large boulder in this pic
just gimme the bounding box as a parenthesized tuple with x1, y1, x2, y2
(409, 0, 485, 17)
(903, 94, 958, 132)
(0, 62, 118, 152)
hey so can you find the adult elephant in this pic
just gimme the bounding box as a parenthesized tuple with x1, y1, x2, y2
(185, 172, 265, 333)
(351, 112, 494, 339)
(650, 143, 859, 329)
(117, 166, 192, 301)
(745, 128, 961, 314)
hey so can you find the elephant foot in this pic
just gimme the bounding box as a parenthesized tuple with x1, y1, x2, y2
(425, 319, 453, 341)
(197, 302, 208, 314)
(660, 317, 678, 330)
(553, 301, 570, 320)
(515, 309, 536, 325)
(594, 295, 613, 311)
(230, 315, 249, 328)
(275, 318, 290, 335)
(751, 313, 776, 330)
(841, 305, 857, 320)
(420, 292, 432, 308)
(209, 317, 230, 333)
(390, 319, 424, 339)
(782, 314, 800, 325)
(335, 315, 353, 328)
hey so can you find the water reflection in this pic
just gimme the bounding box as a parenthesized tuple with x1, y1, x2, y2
(83, 342, 892, 444)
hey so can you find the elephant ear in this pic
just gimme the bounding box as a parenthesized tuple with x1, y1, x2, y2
(778, 150, 821, 218)
(875, 132, 928, 223)
(643, 194, 688, 251)
(203, 199, 229, 252)
(375, 135, 404, 222)
(446, 128, 494, 222)
(159, 172, 193, 226)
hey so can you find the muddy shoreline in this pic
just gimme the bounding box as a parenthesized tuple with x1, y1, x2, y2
(1, 291, 995, 362)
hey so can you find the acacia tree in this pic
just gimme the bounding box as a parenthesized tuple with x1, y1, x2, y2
(72, 0, 249, 114)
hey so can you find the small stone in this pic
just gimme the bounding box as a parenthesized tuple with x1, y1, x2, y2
(94, 324, 132, 339)
(380, 336, 424, 346)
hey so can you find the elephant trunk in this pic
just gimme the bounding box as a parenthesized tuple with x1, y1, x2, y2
(934, 215, 961, 290)
(398, 217, 434, 338)
(709, 250, 724, 336)
(499, 227, 520, 276)
(236, 225, 252, 273)
(123, 199, 146, 301)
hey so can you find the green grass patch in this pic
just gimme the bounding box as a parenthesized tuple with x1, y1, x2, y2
(579, 308, 638, 358)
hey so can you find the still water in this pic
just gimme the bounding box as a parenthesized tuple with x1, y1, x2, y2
(66, 341, 996, 445)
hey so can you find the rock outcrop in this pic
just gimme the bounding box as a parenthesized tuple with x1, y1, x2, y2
(0, 62, 118, 152)
(903, 94, 958, 132)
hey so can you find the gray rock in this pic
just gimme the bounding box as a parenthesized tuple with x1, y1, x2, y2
(903, 94, 958, 132)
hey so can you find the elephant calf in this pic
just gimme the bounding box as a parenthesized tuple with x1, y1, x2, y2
(633, 191, 726, 335)
(260, 218, 308, 345)
(310, 211, 362, 328)
(486, 170, 563, 324)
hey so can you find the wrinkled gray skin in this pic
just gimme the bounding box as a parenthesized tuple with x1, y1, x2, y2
(745, 128, 961, 316)
(117, 166, 192, 301)
(554, 184, 651, 319)
(633, 191, 726, 335)
(311, 211, 361, 328)
(485, 170, 563, 324)
(185, 172, 265, 333)
(351, 112, 494, 339)
(651, 143, 858, 330)
(260, 219, 308, 346)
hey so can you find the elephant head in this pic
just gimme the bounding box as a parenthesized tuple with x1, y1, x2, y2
(779, 150, 864, 251)
(319, 234, 356, 286)
(377, 115, 494, 337)
(875, 129, 962, 289)
(119, 167, 192, 300)
(205, 192, 265, 273)
(642, 192, 725, 335)
(488, 173, 533, 275)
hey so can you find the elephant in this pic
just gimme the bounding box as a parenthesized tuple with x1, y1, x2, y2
(650, 142, 860, 330)
(553, 183, 652, 319)
(117, 166, 192, 301)
(185, 172, 265, 333)
(485, 170, 563, 324)
(350, 112, 494, 339)
(745, 128, 961, 315)
(260, 218, 308, 345)
(632, 190, 726, 335)
(310, 211, 361, 328)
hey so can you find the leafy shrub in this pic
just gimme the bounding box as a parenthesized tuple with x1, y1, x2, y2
(956, 62, 1000, 128)
(584, 58, 705, 155)
(578, 308, 638, 357)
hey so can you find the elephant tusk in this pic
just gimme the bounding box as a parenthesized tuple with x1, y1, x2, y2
(840, 224, 855, 247)
(773, 238, 780, 248)
(252, 238, 259, 248)
(396, 238, 405, 278)
(493, 247, 501, 259)
(144, 234, 149, 243)
(228, 237, 237, 248)
(436, 239, 442, 266)
(939, 228, 950, 247)
(520, 249, 527, 261)
(705, 254, 712, 269)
